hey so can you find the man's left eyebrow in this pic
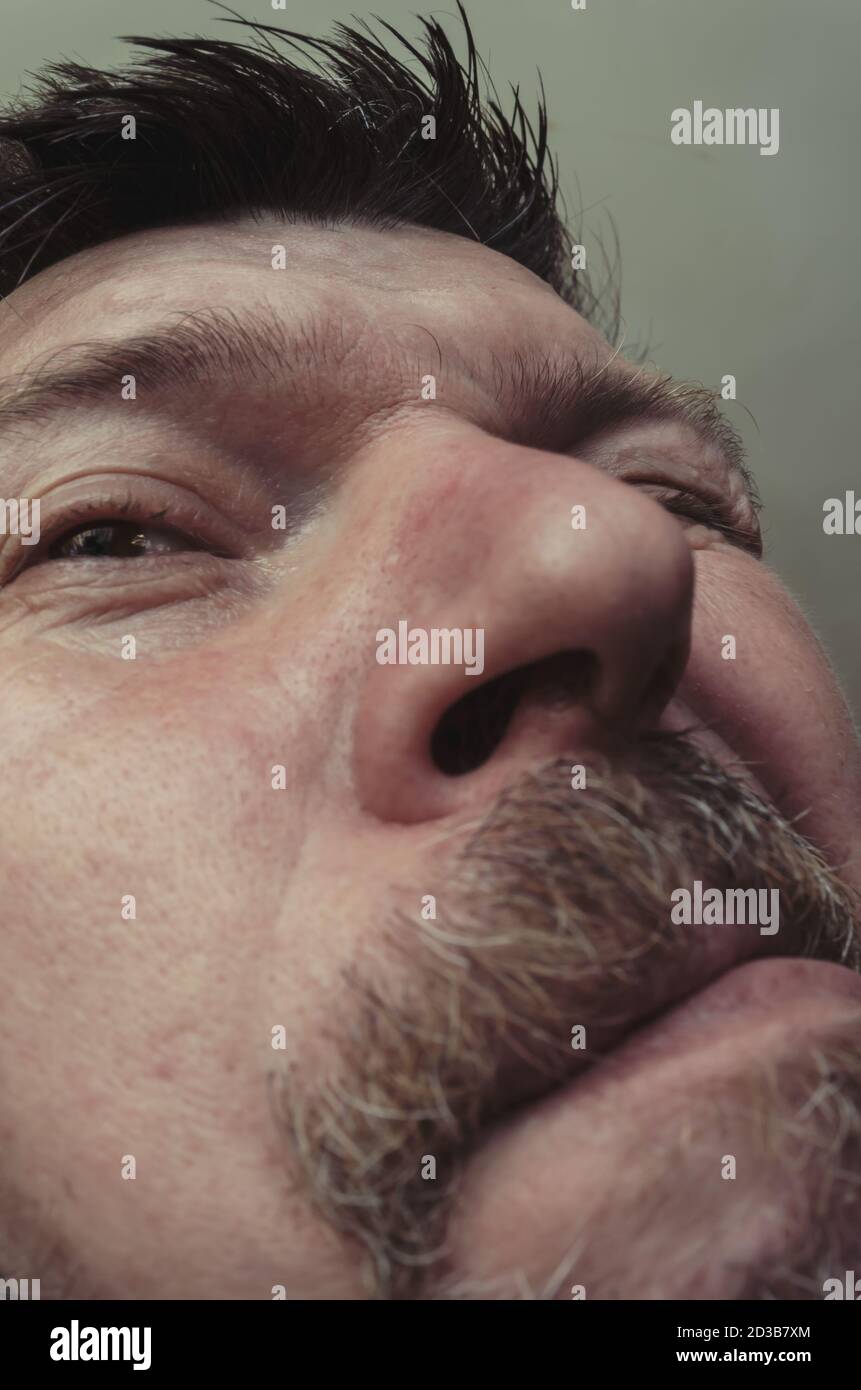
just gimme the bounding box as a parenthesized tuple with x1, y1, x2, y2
(0, 305, 349, 432)
(491, 347, 760, 507)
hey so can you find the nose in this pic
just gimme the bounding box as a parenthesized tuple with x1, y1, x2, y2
(353, 431, 695, 824)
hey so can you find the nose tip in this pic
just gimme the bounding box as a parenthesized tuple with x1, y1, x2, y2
(353, 467, 696, 826)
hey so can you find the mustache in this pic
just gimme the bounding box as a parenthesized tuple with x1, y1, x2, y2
(274, 730, 861, 1298)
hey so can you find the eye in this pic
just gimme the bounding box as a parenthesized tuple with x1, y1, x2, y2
(1, 484, 244, 589)
(47, 516, 201, 562)
(646, 485, 762, 557)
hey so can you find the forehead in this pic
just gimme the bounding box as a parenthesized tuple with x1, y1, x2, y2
(0, 217, 607, 378)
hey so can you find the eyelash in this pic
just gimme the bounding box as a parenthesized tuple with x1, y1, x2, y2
(18, 494, 219, 573)
(653, 487, 762, 554)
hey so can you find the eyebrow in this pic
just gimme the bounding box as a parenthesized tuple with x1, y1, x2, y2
(0, 306, 319, 425)
(0, 304, 757, 505)
(490, 348, 758, 505)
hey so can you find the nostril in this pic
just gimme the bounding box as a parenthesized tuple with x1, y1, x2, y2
(430, 667, 522, 776)
(430, 650, 600, 776)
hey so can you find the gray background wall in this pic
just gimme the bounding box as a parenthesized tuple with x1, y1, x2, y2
(2, 0, 858, 715)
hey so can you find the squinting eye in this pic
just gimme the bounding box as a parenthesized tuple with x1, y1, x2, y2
(646, 486, 762, 557)
(49, 520, 199, 561)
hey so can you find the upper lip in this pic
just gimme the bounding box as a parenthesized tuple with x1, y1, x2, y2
(454, 694, 860, 1136)
(474, 719, 858, 1131)
(482, 928, 788, 1131)
(481, 928, 856, 1138)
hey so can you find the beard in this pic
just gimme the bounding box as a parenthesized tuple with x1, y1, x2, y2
(273, 730, 861, 1299)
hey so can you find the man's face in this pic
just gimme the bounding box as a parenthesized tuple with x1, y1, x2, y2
(1, 217, 860, 1300)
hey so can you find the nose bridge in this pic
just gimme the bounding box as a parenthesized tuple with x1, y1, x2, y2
(351, 431, 696, 823)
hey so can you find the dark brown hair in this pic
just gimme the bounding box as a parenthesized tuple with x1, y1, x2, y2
(0, 2, 612, 327)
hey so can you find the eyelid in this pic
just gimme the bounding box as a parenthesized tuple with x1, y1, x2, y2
(2, 481, 243, 581)
(575, 430, 762, 559)
(571, 424, 760, 525)
(640, 481, 763, 557)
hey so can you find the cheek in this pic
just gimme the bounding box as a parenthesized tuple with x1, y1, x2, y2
(681, 551, 861, 860)
(687, 551, 844, 721)
(0, 653, 291, 1087)
(0, 580, 354, 1082)
(0, 647, 331, 1294)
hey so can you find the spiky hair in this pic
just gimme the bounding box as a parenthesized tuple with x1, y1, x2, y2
(0, 2, 612, 328)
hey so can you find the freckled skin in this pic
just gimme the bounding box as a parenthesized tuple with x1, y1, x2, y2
(0, 217, 859, 1298)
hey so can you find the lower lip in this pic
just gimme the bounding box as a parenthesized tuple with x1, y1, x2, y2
(448, 956, 861, 1298)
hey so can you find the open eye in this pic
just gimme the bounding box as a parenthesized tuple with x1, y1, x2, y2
(49, 517, 200, 561)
